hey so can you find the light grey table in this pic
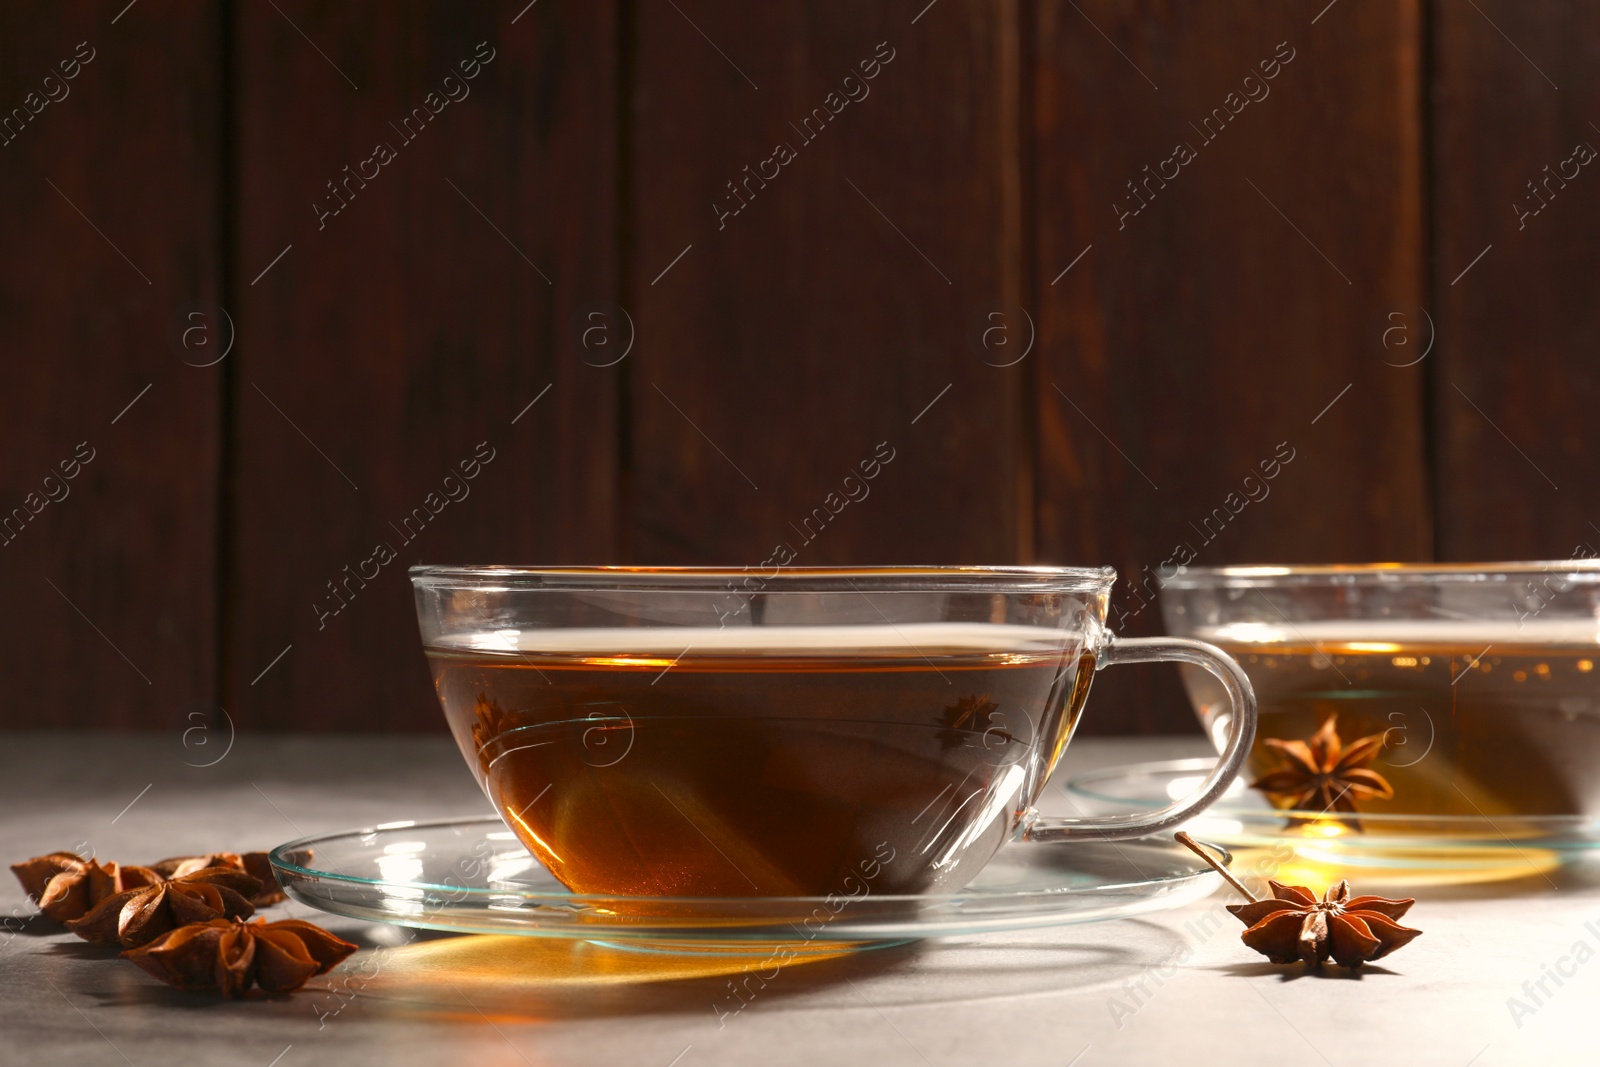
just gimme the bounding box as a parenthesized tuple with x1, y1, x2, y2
(1, 733, 1590, 1066)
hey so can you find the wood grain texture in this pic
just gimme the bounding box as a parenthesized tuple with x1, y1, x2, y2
(1432, 1, 1600, 560)
(0, 2, 222, 728)
(229, 1, 619, 730)
(624, 0, 1030, 566)
(16, 3, 1600, 735)
(1031, 1, 1431, 732)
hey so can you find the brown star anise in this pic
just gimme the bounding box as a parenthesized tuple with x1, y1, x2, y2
(10, 853, 161, 923)
(123, 916, 358, 997)
(1250, 713, 1394, 828)
(472, 692, 518, 773)
(65, 866, 259, 948)
(147, 850, 307, 907)
(1227, 879, 1422, 968)
(938, 694, 1012, 750)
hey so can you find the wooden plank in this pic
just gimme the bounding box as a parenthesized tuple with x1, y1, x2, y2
(0, 2, 222, 728)
(625, 0, 1029, 565)
(1032, 1, 1431, 732)
(1432, 1, 1600, 559)
(230, 1, 619, 730)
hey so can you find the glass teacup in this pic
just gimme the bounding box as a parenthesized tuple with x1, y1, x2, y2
(1161, 561, 1600, 820)
(411, 565, 1257, 898)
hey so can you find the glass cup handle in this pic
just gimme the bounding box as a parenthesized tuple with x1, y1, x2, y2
(1021, 636, 1258, 843)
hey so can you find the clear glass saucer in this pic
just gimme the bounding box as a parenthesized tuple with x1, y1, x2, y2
(1062, 758, 1600, 887)
(269, 816, 1228, 954)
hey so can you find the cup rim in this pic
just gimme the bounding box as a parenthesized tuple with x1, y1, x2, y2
(408, 563, 1117, 593)
(1163, 559, 1600, 588)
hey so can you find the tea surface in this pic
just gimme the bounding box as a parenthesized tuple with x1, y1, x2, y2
(427, 624, 1093, 897)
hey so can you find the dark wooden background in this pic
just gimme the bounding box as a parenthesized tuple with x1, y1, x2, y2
(2, 1, 1593, 735)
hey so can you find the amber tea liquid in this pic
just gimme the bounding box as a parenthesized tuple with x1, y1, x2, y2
(427, 625, 1093, 897)
(1184, 620, 1600, 818)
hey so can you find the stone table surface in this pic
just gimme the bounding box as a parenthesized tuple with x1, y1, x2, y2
(1, 732, 1592, 1067)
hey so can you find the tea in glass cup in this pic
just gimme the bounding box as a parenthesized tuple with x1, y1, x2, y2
(413, 566, 1258, 898)
(1161, 562, 1600, 820)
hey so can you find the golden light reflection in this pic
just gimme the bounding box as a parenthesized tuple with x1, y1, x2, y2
(504, 810, 562, 864)
(346, 934, 864, 1023)
(1226, 838, 1565, 891)
(580, 655, 679, 668)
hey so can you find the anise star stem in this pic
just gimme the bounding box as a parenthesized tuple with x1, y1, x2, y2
(1175, 832, 1424, 968)
(1174, 831, 1257, 902)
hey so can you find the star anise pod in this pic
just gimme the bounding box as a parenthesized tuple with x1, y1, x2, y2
(472, 692, 518, 773)
(10, 853, 162, 923)
(938, 694, 1012, 750)
(1227, 879, 1422, 968)
(1250, 713, 1394, 828)
(147, 850, 307, 907)
(1175, 833, 1424, 971)
(123, 916, 358, 997)
(65, 866, 260, 947)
